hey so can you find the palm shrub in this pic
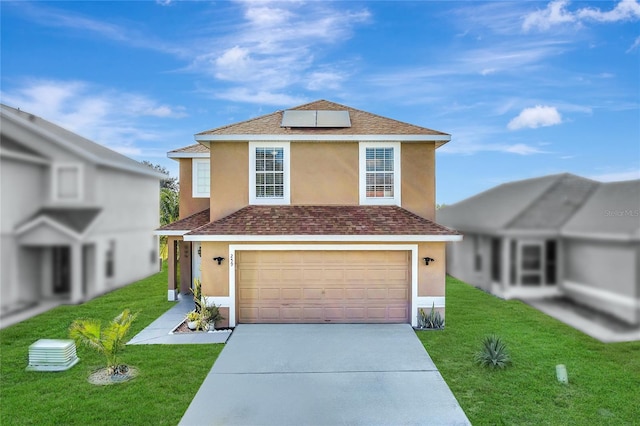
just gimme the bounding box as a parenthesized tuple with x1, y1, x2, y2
(474, 334, 512, 369)
(69, 309, 138, 375)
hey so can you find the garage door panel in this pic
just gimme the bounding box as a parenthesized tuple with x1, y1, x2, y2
(282, 288, 302, 299)
(303, 307, 323, 320)
(282, 269, 303, 281)
(303, 288, 323, 300)
(237, 250, 410, 324)
(345, 288, 366, 299)
(388, 287, 409, 300)
(324, 288, 344, 300)
(260, 288, 280, 300)
(239, 288, 259, 300)
(324, 307, 344, 320)
(389, 306, 409, 321)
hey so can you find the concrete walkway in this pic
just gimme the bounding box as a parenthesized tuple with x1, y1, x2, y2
(179, 324, 470, 426)
(127, 296, 231, 345)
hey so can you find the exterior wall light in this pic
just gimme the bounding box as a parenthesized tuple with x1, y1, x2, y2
(423, 257, 435, 266)
(213, 256, 225, 265)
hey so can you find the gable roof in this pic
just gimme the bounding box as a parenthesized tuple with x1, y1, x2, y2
(562, 180, 640, 241)
(155, 208, 210, 235)
(194, 100, 450, 146)
(436, 173, 600, 234)
(1, 104, 166, 179)
(16, 207, 102, 239)
(167, 143, 210, 159)
(182, 205, 461, 242)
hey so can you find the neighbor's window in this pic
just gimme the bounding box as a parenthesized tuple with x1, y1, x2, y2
(249, 142, 290, 204)
(359, 142, 401, 205)
(106, 240, 115, 278)
(53, 164, 83, 202)
(192, 159, 210, 198)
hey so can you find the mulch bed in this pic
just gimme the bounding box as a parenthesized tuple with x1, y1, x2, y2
(172, 320, 233, 334)
(88, 366, 138, 386)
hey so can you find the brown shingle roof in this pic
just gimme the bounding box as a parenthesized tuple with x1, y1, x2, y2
(195, 100, 448, 137)
(188, 205, 459, 236)
(157, 208, 210, 233)
(169, 143, 210, 154)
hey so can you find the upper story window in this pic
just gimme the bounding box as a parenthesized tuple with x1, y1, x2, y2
(192, 158, 210, 198)
(52, 163, 83, 202)
(249, 141, 290, 205)
(359, 142, 401, 205)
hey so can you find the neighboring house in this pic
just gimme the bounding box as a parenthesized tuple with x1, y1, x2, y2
(0, 104, 166, 317)
(437, 173, 640, 325)
(157, 99, 461, 327)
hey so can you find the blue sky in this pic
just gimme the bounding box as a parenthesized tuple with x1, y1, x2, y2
(2, 0, 638, 204)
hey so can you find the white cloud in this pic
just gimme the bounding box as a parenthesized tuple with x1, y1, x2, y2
(628, 36, 640, 52)
(1, 79, 187, 154)
(523, 0, 576, 32)
(577, 0, 640, 22)
(438, 126, 550, 156)
(508, 105, 562, 130)
(523, 0, 640, 31)
(190, 1, 370, 104)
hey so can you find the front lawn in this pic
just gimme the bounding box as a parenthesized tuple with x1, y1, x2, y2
(0, 266, 222, 426)
(417, 276, 640, 425)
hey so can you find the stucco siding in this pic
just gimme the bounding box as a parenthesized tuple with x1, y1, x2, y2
(290, 143, 359, 205)
(179, 158, 209, 219)
(402, 143, 435, 220)
(210, 142, 249, 221)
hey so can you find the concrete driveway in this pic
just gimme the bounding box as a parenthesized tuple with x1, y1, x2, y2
(179, 324, 470, 426)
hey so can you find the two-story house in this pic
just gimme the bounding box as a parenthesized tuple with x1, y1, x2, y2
(0, 104, 165, 317)
(157, 100, 461, 327)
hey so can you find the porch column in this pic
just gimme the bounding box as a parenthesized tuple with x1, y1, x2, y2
(70, 243, 83, 303)
(179, 240, 192, 294)
(167, 237, 178, 301)
(501, 237, 511, 297)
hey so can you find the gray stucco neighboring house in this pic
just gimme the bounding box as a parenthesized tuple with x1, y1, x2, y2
(1, 104, 166, 317)
(437, 173, 640, 325)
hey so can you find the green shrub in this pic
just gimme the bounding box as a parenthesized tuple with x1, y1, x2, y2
(417, 303, 445, 329)
(474, 334, 512, 369)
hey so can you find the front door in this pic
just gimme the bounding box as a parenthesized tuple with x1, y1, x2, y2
(52, 246, 71, 294)
(519, 242, 544, 286)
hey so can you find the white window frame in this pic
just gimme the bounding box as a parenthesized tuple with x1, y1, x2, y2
(249, 141, 290, 205)
(51, 163, 83, 202)
(359, 142, 401, 205)
(192, 158, 210, 198)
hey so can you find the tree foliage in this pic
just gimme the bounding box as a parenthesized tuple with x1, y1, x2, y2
(141, 160, 179, 192)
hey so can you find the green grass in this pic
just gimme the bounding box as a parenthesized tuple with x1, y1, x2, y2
(417, 276, 640, 425)
(0, 266, 223, 426)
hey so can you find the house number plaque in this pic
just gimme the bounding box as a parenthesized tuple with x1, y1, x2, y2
(229, 254, 234, 267)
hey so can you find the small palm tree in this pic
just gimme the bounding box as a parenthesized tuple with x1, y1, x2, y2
(69, 309, 138, 375)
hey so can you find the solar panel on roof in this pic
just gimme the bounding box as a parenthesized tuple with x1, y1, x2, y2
(281, 110, 316, 127)
(316, 110, 351, 127)
(281, 110, 351, 128)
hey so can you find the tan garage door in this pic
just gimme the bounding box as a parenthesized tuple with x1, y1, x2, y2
(237, 250, 410, 323)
